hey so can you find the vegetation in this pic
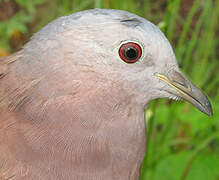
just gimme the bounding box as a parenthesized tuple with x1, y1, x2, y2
(0, 0, 218, 179)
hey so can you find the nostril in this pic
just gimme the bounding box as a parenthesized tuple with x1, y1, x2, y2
(173, 80, 188, 88)
(170, 70, 191, 89)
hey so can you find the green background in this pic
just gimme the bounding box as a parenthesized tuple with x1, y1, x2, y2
(0, 0, 218, 179)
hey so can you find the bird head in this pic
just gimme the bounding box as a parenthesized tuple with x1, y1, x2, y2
(25, 9, 212, 116)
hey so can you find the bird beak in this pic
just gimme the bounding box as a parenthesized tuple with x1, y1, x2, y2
(155, 70, 213, 116)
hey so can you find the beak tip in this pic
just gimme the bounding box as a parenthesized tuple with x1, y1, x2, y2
(207, 106, 213, 117)
(203, 100, 213, 117)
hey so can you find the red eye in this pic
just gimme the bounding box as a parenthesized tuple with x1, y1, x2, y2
(119, 42, 142, 63)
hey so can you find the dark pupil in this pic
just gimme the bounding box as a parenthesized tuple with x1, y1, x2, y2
(124, 47, 138, 60)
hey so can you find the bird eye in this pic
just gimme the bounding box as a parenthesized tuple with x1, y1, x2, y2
(119, 42, 142, 63)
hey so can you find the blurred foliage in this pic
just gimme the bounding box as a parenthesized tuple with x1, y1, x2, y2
(0, 0, 45, 53)
(0, 0, 218, 179)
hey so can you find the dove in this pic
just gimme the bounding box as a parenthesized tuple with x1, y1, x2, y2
(0, 9, 212, 180)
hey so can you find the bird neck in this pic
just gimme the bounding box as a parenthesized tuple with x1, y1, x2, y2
(1, 80, 147, 179)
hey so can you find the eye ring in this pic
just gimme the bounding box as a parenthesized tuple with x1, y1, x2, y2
(119, 42, 142, 63)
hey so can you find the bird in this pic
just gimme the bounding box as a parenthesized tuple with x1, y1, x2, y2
(0, 9, 212, 180)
